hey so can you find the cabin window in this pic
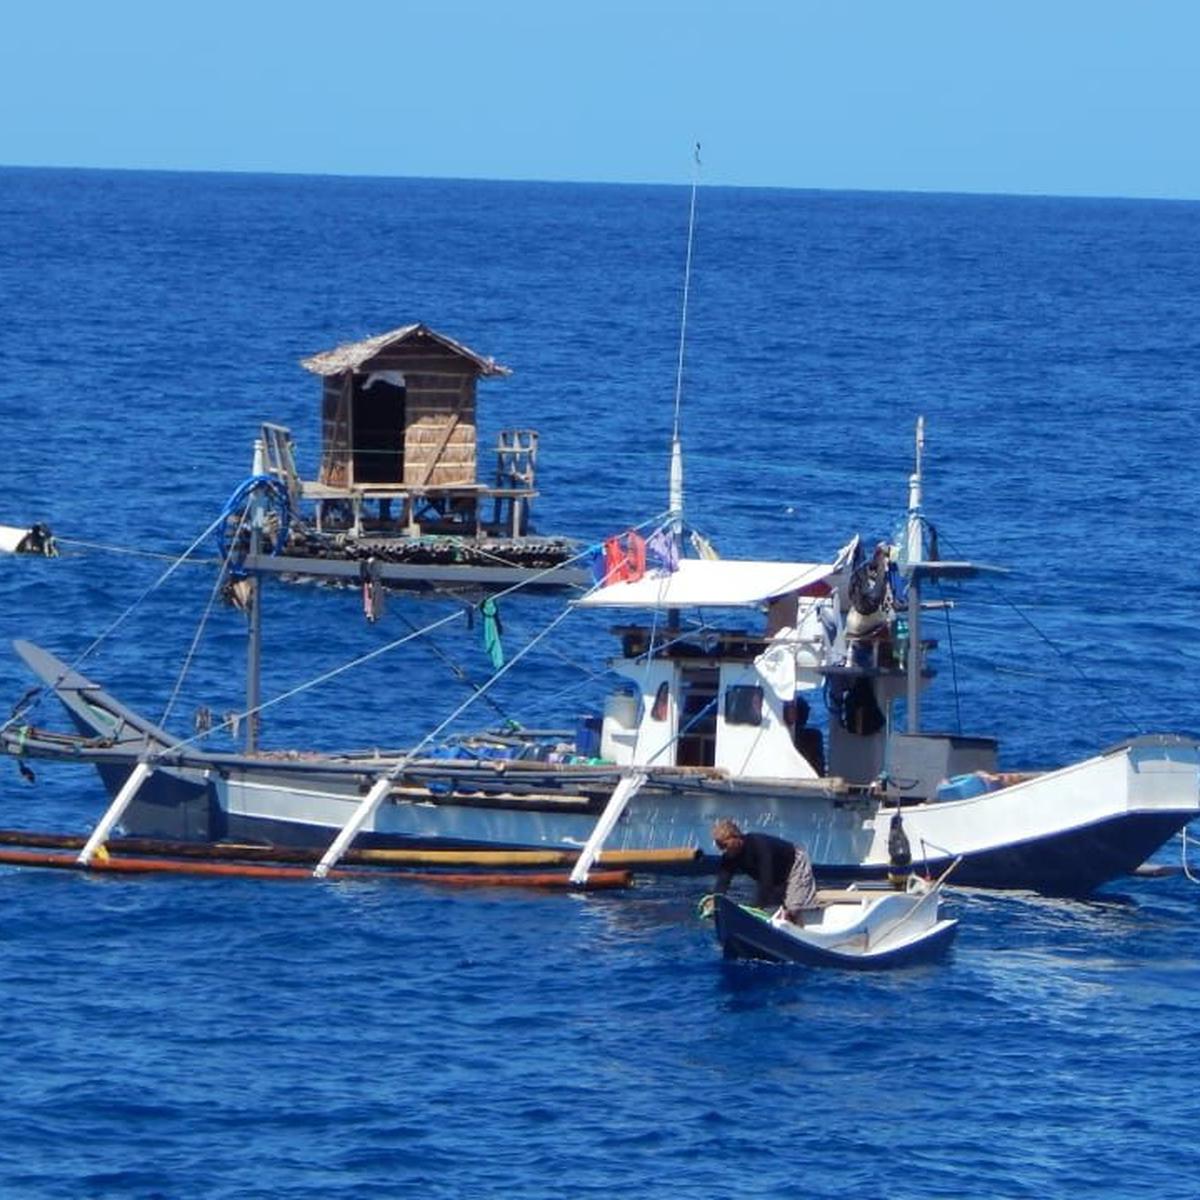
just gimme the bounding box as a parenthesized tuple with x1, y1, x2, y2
(650, 681, 670, 721)
(724, 685, 764, 726)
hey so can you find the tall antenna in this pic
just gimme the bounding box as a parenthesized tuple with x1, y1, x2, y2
(669, 142, 701, 533)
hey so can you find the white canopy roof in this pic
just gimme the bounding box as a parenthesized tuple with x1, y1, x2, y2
(574, 558, 837, 610)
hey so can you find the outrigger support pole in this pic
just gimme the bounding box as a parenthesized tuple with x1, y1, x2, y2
(569, 771, 648, 885)
(77, 759, 154, 865)
(313, 774, 397, 879)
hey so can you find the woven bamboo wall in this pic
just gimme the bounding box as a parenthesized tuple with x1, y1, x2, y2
(319, 377, 351, 487)
(403, 372, 477, 487)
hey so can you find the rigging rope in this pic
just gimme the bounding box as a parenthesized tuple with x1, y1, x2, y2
(215, 474, 291, 576)
(397, 609, 514, 727)
(160, 608, 470, 757)
(0, 508, 230, 738)
(173, 514, 654, 751)
(931, 580, 964, 734)
(391, 604, 580, 764)
(672, 143, 701, 450)
(159, 505, 250, 730)
(927, 524, 1141, 736)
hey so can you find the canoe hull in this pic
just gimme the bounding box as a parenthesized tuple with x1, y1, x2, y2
(713, 894, 958, 968)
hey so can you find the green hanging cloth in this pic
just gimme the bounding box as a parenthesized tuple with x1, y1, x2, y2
(481, 597, 504, 670)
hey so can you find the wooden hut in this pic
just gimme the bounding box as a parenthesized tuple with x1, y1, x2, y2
(279, 323, 539, 538)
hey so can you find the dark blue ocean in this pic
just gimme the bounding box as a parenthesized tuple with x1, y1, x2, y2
(1, 168, 1198, 1198)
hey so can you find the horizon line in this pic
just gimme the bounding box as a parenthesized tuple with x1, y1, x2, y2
(1, 160, 1198, 206)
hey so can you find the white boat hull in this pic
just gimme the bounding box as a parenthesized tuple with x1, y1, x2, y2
(208, 734, 1199, 892)
(7, 641, 1199, 894)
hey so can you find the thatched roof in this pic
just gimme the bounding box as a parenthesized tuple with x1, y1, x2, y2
(300, 323, 511, 378)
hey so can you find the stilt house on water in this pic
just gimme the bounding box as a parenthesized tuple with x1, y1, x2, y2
(248, 324, 583, 591)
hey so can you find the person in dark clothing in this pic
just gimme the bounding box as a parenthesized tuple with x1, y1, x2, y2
(705, 818, 818, 921)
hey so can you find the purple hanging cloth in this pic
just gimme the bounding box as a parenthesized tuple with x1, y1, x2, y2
(646, 527, 680, 574)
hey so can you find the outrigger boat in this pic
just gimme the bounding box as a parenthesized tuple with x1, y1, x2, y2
(710, 871, 959, 968)
(4, 419, 1198, 894)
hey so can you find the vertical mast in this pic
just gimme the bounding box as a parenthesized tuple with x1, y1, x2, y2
(245, 438, 265, 753)
(905, 417, 925, 734)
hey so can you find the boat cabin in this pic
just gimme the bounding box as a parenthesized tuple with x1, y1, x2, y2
(598, 624, 829, 779)
(575, 555, 997, 794)
(576, 558, 842, 780)
(264, 324, 540, 538)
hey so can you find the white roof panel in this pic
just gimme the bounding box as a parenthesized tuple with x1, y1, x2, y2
(574, 559, 836, 610)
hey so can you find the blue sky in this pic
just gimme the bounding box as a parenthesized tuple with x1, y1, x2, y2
(3, 0, 1199, 199)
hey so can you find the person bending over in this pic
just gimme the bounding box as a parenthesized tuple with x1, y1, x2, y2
(705, 818, 817, 922)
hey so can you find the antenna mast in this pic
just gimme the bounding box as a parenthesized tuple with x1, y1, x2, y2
(669, 143, 701, 534)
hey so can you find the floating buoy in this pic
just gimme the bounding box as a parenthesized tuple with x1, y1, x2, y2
(0, 523, 56, 557)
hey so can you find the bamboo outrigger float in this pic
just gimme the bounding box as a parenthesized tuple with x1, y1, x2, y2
(0, 845, 633, 889)
(0, 827, 695, 870)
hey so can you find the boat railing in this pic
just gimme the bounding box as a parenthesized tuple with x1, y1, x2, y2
(260, 423, 303, 511)
(256, 421, 541, 539)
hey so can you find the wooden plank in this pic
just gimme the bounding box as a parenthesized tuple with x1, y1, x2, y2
(366, 355, 478, 375)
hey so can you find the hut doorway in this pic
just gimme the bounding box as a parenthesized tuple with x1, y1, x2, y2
(352, 376, 405, 485)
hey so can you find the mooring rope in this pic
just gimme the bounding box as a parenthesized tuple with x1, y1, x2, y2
(54, 537, 221, 565)
(0, 509, 230, 738)
(1181, 824, 1200, 885)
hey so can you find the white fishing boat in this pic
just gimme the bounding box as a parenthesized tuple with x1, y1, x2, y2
(4, 164, 1197, 896)
(4, 416, 1198, 895)
(709, 872, 959, 968)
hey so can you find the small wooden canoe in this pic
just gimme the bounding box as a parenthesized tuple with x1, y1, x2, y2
(712, 879, 957, 968)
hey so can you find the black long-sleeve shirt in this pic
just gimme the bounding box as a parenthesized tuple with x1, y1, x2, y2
(713, 832, 797, 908)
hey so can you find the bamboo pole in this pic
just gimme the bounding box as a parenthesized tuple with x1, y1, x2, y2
(0, 828, 701, 870)
(0, 847, 632, 889)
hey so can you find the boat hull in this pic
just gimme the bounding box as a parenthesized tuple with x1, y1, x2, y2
(16, 736, 1200, 894)
(181, 734, 1200, 893)
(712, 894, 958, 968)
(7, 641, 1200, 894)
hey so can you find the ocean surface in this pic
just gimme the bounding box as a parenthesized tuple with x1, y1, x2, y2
(0, 168, 1198, 1198)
